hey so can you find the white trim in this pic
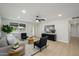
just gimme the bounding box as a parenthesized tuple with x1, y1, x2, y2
(57, 39, 69, 43)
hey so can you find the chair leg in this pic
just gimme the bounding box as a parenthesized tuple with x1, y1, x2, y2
(45, 45, 47, 48)
(40, 48, 42, 52)
(34, 45, 35, 48)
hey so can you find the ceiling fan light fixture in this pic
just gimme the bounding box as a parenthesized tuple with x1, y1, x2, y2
(36, 20, 39, 23)
(35, 16, 45, 22)
(17, 16, 20, 19)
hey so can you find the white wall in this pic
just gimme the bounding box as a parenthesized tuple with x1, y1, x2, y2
(38, 19, 70, 43)
(1, 18, 34, 37)
(1, 17, 71, 43)
(33, 23, 40, 37)
(0, 16, 1, 38)
(1, 17, 41, 37)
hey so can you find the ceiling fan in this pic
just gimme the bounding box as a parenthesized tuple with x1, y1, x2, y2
(35, 16, 45, 22)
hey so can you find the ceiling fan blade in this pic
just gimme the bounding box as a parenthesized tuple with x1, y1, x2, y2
(72, 16, 79, 19)
(36, 19, 45, 21)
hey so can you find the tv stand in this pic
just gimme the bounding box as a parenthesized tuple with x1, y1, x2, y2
(41, 33, 56, 41)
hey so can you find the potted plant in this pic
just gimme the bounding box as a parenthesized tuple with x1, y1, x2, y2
(1, 25, 13, 34)
(1, 25, 20, 49)
(1, 25, 13, 45)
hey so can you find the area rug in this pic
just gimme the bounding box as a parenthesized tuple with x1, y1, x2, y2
(24, 40, 40, 56)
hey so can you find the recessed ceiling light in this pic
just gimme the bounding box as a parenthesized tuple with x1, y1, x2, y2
(17, 16, 20, 19)
(58, 14, 62, 17)
(21, 10, 26, 14)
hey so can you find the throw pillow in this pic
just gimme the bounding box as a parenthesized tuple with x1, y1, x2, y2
(7, 34, 18, 45)
(7, 34, 20, 49)
(12, 42, 20, 50)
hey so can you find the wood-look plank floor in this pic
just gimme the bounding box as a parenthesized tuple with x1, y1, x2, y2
(34, 37, 79, 56)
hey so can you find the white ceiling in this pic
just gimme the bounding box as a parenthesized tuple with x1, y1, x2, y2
(0, 3, 79, 22)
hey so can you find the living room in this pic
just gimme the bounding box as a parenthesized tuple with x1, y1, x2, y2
(0, 3, 79, 56)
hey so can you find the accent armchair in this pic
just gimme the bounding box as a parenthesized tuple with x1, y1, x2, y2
(34, 36, 48, 51)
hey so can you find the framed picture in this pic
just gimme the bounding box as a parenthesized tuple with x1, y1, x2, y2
(10, 23, 18, 27)
(19, 24, 26, 27)
(44, 25, 55, 33)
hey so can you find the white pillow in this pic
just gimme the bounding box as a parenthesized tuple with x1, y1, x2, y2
(7, 34, 18, 45)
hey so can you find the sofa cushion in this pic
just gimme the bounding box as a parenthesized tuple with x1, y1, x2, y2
(0, 37, 8, 47)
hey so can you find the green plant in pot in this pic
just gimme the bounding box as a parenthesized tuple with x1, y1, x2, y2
(1, 25, 13, 33)
(1, 25, 19, 49)
(1, 25, 13, 45)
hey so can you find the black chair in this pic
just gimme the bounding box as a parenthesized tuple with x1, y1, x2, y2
(34, 36, 48, 51)
(21, 33, 28, 40)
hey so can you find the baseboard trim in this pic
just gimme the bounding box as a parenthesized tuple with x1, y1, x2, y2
(57, 40, 69, 43)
